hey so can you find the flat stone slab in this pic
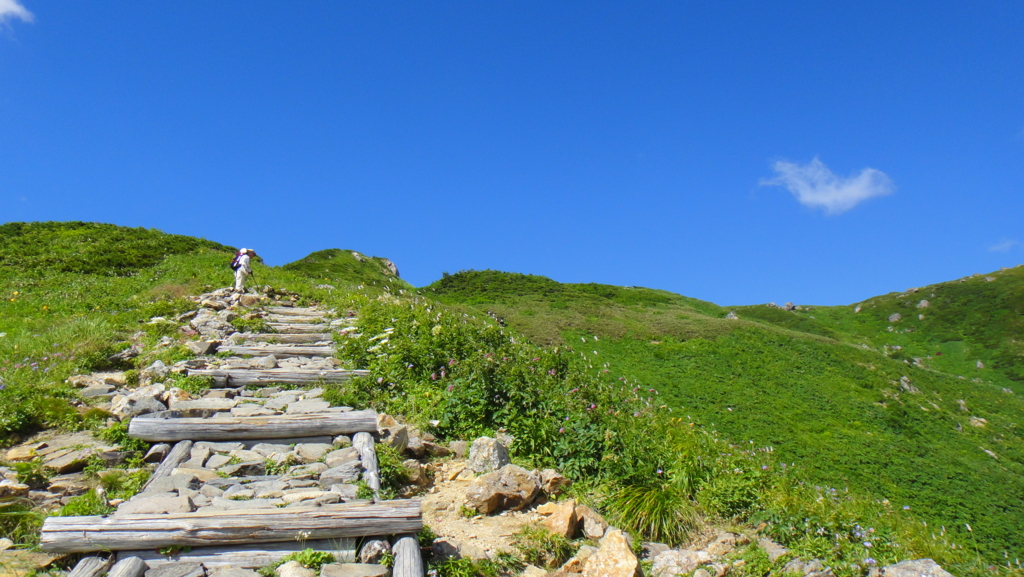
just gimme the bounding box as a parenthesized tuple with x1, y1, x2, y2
(286, 400, 332, 415)
(320, 564, 389, 577)
(145, 562, 205, 577)
(118, 495, 194, 515)
(171, 399, 238, 411)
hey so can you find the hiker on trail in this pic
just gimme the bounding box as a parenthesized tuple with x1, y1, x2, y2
(232, 248, 257, 292)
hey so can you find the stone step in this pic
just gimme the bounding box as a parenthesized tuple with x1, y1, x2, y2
(219, 345, 336, 359)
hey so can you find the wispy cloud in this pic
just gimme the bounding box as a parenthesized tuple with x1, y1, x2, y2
(0, 0, 33, 24)
(760, 157, 894, 215)
(989, 239, 1020, 252)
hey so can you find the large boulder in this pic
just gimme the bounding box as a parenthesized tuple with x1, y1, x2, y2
(464, 464, 539, 514)
(582, 529, 642, 577)
(879, 559, 954, 577)
(467, 437, 509, 473)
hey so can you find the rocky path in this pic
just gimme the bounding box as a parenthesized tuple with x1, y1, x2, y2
(37, 289, 424, 577)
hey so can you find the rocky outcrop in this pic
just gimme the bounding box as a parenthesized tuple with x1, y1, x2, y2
(878, 559, 954, 577)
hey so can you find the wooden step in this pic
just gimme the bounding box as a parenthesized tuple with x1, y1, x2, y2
(39, 500, 422, 553)
(120, 539, 356, 568)
(267, 323, 329, 333)
(267, 307, 327, 316)
(219, 345, 336, 359)
(266, 314, 324, 323)
(244, 333, 333, 344)
(128, 410, 378, 442)
(188, 368, 367, 387)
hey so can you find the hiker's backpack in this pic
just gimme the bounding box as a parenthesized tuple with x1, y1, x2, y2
(230, 253, 242, 271)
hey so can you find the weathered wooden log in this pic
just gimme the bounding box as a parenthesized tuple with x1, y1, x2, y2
(107, 556, 148, 577)
(142, 440, 192, 491)
(267, 307, 329, 316)
(245, 333, 333, 344)
(67, 556, 113, 577)
(218, 345, 336, 359)
(186, 368, 368, 388)
(391, 534, 424, 577)
(120, 539, 356, 568)
(40, 500, 422, 553)
(128, 410, 378, 442)
(353, 432, 380, 501)
(266, 323, 329, 333)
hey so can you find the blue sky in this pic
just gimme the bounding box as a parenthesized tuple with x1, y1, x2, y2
(1, 2, 1021, 306)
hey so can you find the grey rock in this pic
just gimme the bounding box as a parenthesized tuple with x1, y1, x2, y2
(276, 561, 315, 577)
(705, 532, 737, 556)
(325, 447, 360, 469)
(146, 563, 205, 577)
(250, 444, 293, 458)
(200, 484, 224, 498)
(319, 461, 361, 488)
(143, 360, 170, 381)
(266, 395, 298, 410)
(171, 398, 237, 411)
(758, 538, 789, 562)
(252, 355, 278, 370)
(205, 454, 232, 469)
(332, 435, 352, 447)
(144, 444, 171, 464)
(432, 537, 460, 562)
(422, 441, 451, 458)
(118, 495, 193, 515)
(328, 484, 359, 499)
(651, 549, 712, 577)
(218, 461, 266, 477)
(81, 384, 116, 398)
(209, 496, 281, 509)
(286, 400, 332, 415)
(359, 539, 391, 564)
(295, 443, 334, 463)
(888, 313, 902, 322)
(382, 426, 409, 454)
(319, 564, 389, 577)
(209, 569, 260, 577)
(448, 440, 468, 458)
(642, 542, 671, 560)
(467, 437, 509, 473)
(879, 559, 953, 577)
(404, 436, 425, 458)
(185, 341, 219, 356)
(725, 311, 739, 320)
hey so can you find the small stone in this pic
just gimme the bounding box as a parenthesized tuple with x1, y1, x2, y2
(358, 539, 391, 564)
(171, 468, 220, 483)
(218, 461, 266, 477)
(539, 469, 571, 495)
(186, 341, 219, 356)
(539, 498, 577, 538)
(276, 561, 315, 577)
(448, 440, 468, 458)
(253, 355, 278, 370)
(705, 532, 737, 556)
(464, 464, 539, 514)
(0, 480, 30, 498)
(325, 447, 360, 469)
(575, 504, 609, 540)
(118, 495, 194, 515)
(144, 444, 171, 464)
(758, 538, 789, 562)
(286, 400, 332, 415)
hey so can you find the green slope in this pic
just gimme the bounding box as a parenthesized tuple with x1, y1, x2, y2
(281, 248, 411, 290)
(423, 269, 1024, 560)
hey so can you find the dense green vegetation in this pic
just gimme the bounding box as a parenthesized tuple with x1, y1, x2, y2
(1, 223, 1020, 575)
(425, 270, 1024, 563)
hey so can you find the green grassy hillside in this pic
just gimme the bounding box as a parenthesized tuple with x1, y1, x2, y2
(424, 269, 1024, 561)
(0, 223, 1017, 573)
(282, 248, 411, 291)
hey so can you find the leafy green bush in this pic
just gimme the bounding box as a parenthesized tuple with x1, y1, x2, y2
(57, 489, 113, 517)
(513, 526, 574, 569)
(98, 420, 149, 453)
(376, 444, 410, 500)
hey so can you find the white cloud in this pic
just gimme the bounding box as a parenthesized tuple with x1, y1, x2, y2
(989, 239, 1020, 252)
(760, 157, 894, 215)
(0, 0, 33, 24)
